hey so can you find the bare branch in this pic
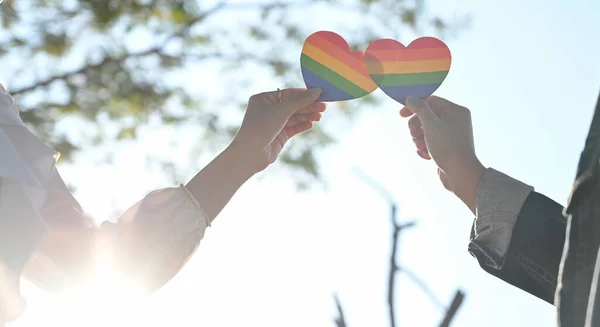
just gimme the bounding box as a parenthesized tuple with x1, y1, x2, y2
(388, 218, 400, 327)
(438, 290, 465, 327)
(351, 166, 395, 203)
(333, 293, 347, 327)
(351, 168, 424, 327)
(162, 0, 322, 46)
(9, 47, 160, 96)
(387, 203, 417, 327)
(400, 267, 445, 310)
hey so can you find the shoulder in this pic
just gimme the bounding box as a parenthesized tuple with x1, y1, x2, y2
(0, 84, 25, 127)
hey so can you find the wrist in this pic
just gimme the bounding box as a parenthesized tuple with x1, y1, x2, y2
(223, 143, 259, 178)
(448, 159, 486, 214)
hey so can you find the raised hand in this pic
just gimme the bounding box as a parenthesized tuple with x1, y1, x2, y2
(232, 88, 325, 172)
(400, 96, 485, 212)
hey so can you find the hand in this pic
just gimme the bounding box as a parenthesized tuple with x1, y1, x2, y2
(231, 88, 325, 173)
(400, 96, 485, 212)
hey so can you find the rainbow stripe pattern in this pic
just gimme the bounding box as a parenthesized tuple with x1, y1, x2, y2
(364, 37, 451, 105)
(301, 31, 377, 102)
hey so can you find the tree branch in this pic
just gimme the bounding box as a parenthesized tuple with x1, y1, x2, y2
(387, 203, 416, 327)
(400, 267, 445, 310)
(8, 0, 300, 96)
(161, 2, 228, 46)
(351, 166, 395, 203)
(388, 207, 400, 327)
(438, 290, 465, 327)
(333, 293, 347, 327)
(9, 47, 160, 96)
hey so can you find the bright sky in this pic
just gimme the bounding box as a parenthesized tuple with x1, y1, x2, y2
(10, 0, 600, 326)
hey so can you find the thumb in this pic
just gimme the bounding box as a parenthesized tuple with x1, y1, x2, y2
(405, 96, 440, 127)
(278, 88, 322, 115)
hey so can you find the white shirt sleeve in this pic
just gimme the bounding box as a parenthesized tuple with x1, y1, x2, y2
(113, 184, 209, 293)
(0, 85, 210, 298)
(0, 180, 47, 322)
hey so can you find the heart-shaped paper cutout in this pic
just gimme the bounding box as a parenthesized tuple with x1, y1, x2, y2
(364, 37, 451, 105)
(301, 31, 377, 102)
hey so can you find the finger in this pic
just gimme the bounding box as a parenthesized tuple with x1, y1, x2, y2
(416, 150, 431, 160)
(296, 102, 327, 114)
(408, 116, 424, 138)
(410, 127, 424, 139)
(399, 106, 414, 118)
(279, 88, 309, 100)
(405, 96, 440, 127)
(285, 112, 322, 127)
(256, 88, 309, 106)
(413, 137, 427, 152)
(285, 121, 314, 138)
(408, 115, 422, 132)
(276, 88, 322, 116)
(427, 96, 462, 118)
(408, 115, 422, 129)
(427, 95, 460, 109)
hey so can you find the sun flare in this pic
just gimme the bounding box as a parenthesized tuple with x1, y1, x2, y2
(31, 242, 149, 327)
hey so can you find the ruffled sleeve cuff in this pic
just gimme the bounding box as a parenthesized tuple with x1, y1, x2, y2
(115, 184, 210, 293)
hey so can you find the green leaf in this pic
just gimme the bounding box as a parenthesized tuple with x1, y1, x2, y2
(42, 32, 71, 56)
(117, 126, 137, 139)
(51, 138, 79, 162)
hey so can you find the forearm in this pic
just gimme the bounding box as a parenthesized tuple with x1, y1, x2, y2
(0, 182, 48, 321)
(185, 144, 256, 223)
(464, 168, 566, 303)
(23, 227, 99, 293)
(0, 182, 49, 283)
(470, 191, 566, 303)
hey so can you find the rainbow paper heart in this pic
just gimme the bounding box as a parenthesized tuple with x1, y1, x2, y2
(301, 31, 377, 102)
(364, 37, 451, 105)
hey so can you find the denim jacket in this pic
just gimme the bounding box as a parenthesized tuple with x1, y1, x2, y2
(469, 91, 600, 326)
(468, 176, 566, 304)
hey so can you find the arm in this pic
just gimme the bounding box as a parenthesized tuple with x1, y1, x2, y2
(184, 143, 255, 223)
(468, 169, 566, 304)
(3, 87, 323, 303)
(109, 88, 325, 293)
(110, 145, 257, 293)
(0, 180, 46, 322)
(19, 139, 255, 293)
(0, 83, 94, 295)
(20, 167, 96, 293)
(400, 97, 566, 305)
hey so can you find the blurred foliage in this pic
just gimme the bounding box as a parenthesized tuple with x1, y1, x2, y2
(0, 0, 467, 185)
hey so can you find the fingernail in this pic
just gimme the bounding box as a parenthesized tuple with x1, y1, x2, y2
(308, 88, 321, 96)
(406, 96, 419, 105)
(407, 96, 426, 102)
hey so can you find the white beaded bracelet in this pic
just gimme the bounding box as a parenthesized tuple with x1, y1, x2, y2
(179, 184, 211, 228)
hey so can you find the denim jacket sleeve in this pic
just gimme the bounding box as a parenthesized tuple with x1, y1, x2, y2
(468, 169, 567, 304)
(469, 168, 534, 269)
